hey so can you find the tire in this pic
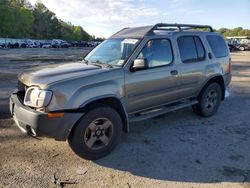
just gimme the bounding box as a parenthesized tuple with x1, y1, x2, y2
(192, 82, 222, 117)
(68, 105, 122, 160)
(239, 46, 245, 51)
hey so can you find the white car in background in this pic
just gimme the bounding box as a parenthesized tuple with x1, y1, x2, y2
(42, 43, 52, 48)
(25, 39, 39, 48)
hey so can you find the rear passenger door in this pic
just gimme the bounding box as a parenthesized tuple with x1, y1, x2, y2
(177, 35, 208, 98)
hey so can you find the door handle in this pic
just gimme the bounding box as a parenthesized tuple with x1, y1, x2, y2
(170, 70, 178, 75)
(208, 52, 212, 59)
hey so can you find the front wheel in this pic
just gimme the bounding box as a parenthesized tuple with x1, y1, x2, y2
(193, 83, 222, 117)
(68, 105, 122, 160)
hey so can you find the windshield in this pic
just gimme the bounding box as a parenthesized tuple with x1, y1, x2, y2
(85, 38, 139, 66)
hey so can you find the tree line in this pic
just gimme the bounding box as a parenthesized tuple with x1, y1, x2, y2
(218, 27, 250, 37)
(0, 0, 97, 41)
(0, 0, 249, 40)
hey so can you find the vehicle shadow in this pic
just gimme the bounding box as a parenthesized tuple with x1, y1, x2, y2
(95, 103, 250, 183)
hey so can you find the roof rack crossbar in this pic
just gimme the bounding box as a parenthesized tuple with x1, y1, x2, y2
(147, 23, 214, 34)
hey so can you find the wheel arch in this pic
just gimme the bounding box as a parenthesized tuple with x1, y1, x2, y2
(76, 95, 129, 133)
(198, 75, 225, 100)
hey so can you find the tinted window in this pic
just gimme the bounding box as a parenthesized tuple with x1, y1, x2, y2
(137, 39, 173, 68)
(194, 37, 205, 59)
(206, 35, 228, 58)
(178, 36, 205, 63)
(178, 36, 197, 62)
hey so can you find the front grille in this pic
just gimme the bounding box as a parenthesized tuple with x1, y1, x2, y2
(18, 80, 26, 91)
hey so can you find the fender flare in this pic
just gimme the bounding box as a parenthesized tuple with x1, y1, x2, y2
(79, 95, 129, 132)
(197, 75, 225, 100)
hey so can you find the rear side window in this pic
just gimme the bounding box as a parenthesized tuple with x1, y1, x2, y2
(206, 35, 228, 58)
(178, 36, 205, 63)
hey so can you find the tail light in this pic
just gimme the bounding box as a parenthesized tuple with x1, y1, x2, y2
(228, 58, 232, 73)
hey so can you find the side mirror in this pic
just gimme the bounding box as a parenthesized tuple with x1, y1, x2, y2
(132, 58, 148, 71)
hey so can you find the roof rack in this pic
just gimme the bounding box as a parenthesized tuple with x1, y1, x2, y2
(110, 23, 214, 39)
(147, 23, 214, 35)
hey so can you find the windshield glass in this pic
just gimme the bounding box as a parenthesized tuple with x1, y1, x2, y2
(85, 38, 139, 66)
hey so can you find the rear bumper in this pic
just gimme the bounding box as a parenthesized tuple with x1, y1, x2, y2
(223, 73, 232, 87)
(9, 93, 83, 141)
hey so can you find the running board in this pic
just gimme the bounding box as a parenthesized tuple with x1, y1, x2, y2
(129, 99, 198, 122)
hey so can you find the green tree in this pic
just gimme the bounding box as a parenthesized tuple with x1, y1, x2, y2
(0, 0, 15, 37)
(0, 1, 93, 40)
(218, 28, 229, 35)
(0, 0, 34, 38)
(73, 26, 82, 41)
(80, 28, 91, 41)
(60, 21, 74, 40)
(17, 7, 34, 37)
(60, 22, 91, 41)
(32, 2, 61, 39)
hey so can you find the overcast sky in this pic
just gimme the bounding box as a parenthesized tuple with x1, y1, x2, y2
(28, 0, 250, 38)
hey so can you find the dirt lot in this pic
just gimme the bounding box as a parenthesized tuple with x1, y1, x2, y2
(0, 49, 250, 188)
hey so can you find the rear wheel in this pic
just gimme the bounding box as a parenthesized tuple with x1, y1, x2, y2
(193, 82, 222, 117)
(68, 105, 122, 160)
(239, 46, 245, 51)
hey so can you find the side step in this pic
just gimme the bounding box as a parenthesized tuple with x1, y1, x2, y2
(129, 99, 198, 122)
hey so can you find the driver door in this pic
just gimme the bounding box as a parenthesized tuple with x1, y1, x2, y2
(125, 38, 182, 113)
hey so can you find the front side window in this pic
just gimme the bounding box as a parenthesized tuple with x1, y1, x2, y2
(206, 35, 228, 58)
(85, 38, 139, 66)
(137, 39, 173, 68)
(178, 36, 205, 63)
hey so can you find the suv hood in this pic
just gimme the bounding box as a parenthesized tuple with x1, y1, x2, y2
(18, 62, 108, 88)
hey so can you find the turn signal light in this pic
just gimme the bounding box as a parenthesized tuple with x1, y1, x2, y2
(48, 113, 64, 118)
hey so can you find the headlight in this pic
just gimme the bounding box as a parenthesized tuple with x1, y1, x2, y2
(24, 87, 53, 108)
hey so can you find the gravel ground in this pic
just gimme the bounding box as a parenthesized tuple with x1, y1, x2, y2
(0, 49, 250, 188)
(0, 48, 90, 119)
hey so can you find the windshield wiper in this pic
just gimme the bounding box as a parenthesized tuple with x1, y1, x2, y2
(90, 60, 113, 68)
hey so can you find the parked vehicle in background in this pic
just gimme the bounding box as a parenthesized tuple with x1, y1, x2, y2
(20, 41, 27, 48)
(226, 36, 250, 51)
(0, 39, 6, 48)
(92, 41, 102, 46)
(0, 37, 102, 49)
(241, 39, 250, 44)
(60, 42, 71, 48)
(51, 40, 60, 48)
(76, 41, 90, 47)
(238, 44, 250, 51)
(25, 39, 39, 48)
(228, 43, 238, 52)
(41, 43, 52, 48)
(51, 39, 65, 48)
(8, 42, 19, 48)
(0, 42, 6, 48)
(68, 41, 78, 47)
(10, 23, 231, 160)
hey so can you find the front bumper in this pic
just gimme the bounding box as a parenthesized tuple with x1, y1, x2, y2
(9, 93, 83, 141)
